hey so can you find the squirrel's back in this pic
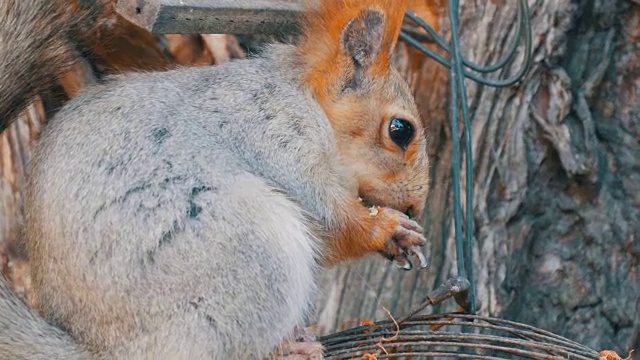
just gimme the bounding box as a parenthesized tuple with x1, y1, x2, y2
(0, 0, 93, 358)
(1, 1, 327, 355)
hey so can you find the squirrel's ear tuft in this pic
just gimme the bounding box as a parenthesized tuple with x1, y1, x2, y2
(341, 10, 385, 70)
(297, 0, 408, 99)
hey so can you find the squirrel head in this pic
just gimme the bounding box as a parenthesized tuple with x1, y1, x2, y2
(298, 0, 430, 218)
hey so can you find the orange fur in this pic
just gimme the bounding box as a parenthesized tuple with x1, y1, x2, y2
(323, 199, 401, 265)
(297, 0, 409, 103)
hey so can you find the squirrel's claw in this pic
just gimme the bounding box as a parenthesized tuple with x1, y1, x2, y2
(401, 255, 413, 271)
(414, 247, 429, 269)
(374, 207, 429, 271)
(400, 246, 428, 271)
(384, 246, 428, 271)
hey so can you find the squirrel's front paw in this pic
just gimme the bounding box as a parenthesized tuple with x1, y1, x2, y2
(373, 207, 428, 271)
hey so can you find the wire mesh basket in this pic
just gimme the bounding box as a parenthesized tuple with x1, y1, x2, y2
(318, 277, 631, 359)
(320, 313, 602, 359)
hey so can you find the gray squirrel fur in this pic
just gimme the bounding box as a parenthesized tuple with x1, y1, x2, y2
(0, 0, 430, 358)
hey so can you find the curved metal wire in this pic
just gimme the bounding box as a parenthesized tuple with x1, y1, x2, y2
(399, 0, 533, 315)
(401, 0, 533, 86)
(320, 314, 600, 359)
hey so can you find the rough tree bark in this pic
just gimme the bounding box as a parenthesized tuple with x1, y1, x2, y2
(314, 0, 640, 355)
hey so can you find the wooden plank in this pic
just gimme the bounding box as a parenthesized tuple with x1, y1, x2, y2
(116, 0, 303, 35)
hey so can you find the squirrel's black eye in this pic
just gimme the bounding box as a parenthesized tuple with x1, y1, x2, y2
(389, 118, 414, 150)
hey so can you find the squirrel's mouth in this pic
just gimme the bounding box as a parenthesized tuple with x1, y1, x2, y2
(358, 193, 415, 219)
(358, 196, 371, 207)
(357, 194, 377, 209)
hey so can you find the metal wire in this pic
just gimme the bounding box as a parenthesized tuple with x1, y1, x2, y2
(401, 0, 533, 87)
(320, 314, 600, 359)
(399, 0, 533, 315)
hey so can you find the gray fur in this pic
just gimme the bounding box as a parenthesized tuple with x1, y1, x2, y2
(13, 44, 360, 359)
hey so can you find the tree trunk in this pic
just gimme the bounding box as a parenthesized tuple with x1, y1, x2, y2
(314, 0, 640, 355)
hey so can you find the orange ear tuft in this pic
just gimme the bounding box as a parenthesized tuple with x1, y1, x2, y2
(297, 0, 409, 101)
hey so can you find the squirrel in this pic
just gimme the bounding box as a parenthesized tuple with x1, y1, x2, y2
(0, 0, 431, 359)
